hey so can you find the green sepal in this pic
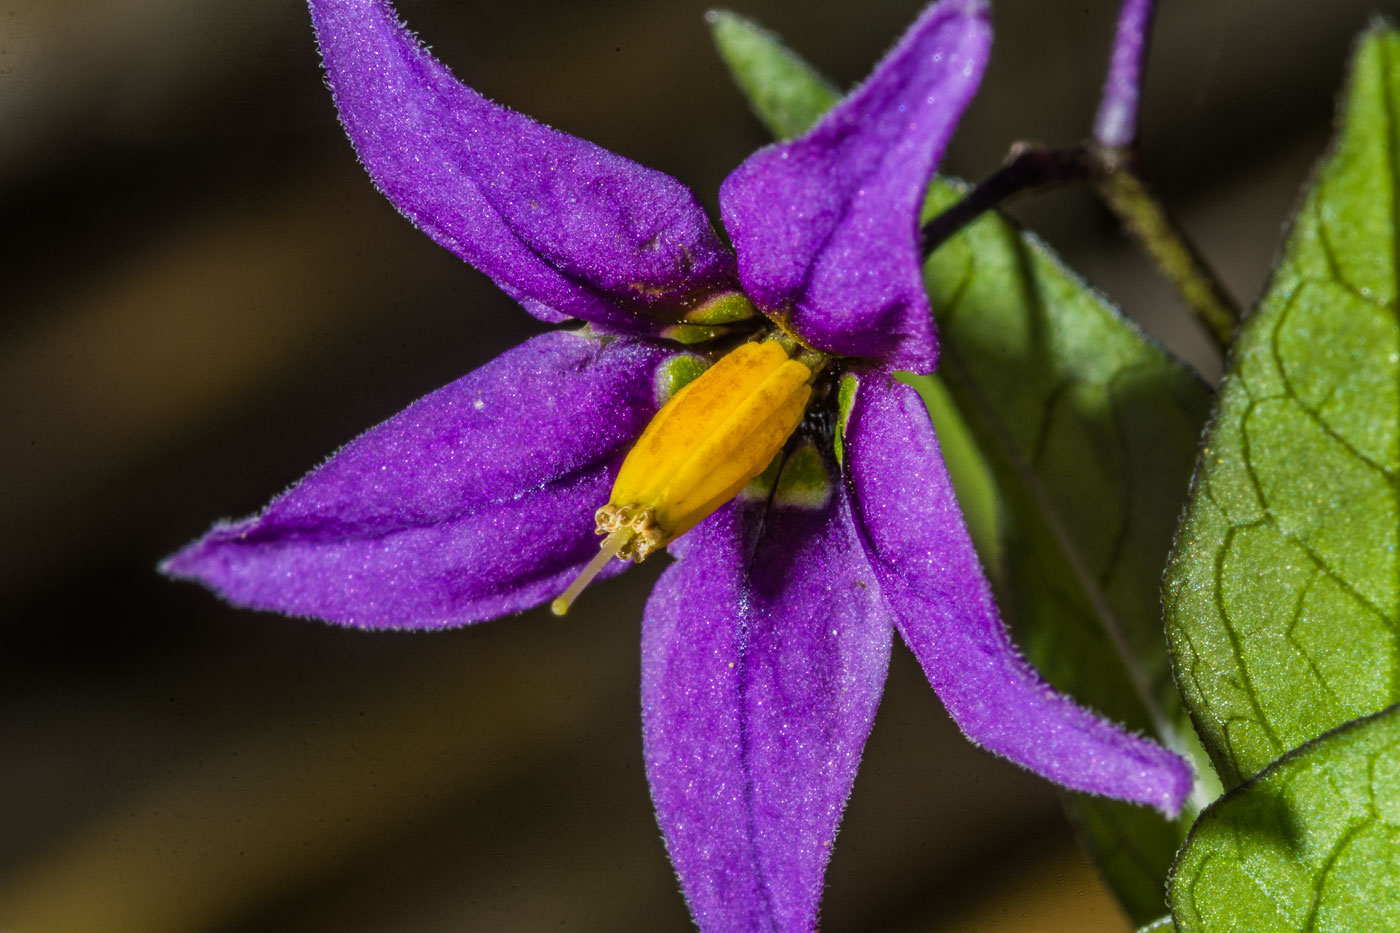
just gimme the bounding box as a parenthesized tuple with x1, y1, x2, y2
(655, 352, 709, 405)
(685, 290, 757, 325)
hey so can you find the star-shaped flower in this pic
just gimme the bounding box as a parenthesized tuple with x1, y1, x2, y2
(163, 0, 1191, 928)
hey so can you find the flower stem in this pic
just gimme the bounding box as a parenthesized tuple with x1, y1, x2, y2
(922, 0, 1240, 353)
(919, 141, 1240, 352)
(1091, 149, 1239, 348)
(918, 144, 1095, 255)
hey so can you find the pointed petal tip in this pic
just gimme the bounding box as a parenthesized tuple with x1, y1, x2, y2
(1087, 733, 1193, 818)
(160, 334, 671, 631)
(157, 520, 262, 599)
(156, 546, 186, 580)
(718, 0, 991, 369)
(953, 683, 1196, 819)
(937, 0, 993, 54)
(913, 0, 992, 36)
(157, 524, 307, 621)
(925, 0, 991, 25)
(157, 528, 225, 584)
(846, 374, 1197, 818)
(1155, 751, 1195, 818)
(951, 697, 1196, 818)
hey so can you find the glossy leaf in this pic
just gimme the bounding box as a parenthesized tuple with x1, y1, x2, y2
(1170, 702, 1400, 932)
(712, 14, 1216, 923)
(1164, 26, 1400, 787)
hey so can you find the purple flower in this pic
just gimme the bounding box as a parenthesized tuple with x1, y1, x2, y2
(164, 0, 1191, 929)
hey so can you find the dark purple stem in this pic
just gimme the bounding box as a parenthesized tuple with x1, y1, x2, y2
(919, 0, 1240, 351)
(920, 142, 1239, 351)
(1093, 0, 1156, 150)
(919, 145, 1094, 257)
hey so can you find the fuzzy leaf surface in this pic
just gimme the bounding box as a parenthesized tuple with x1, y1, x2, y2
(1170, 703, 1400, 932)
(1164, 27, 1400, 787)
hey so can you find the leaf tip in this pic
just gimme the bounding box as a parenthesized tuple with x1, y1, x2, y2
(704, 8, 751, 40)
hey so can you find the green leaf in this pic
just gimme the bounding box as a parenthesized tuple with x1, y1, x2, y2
(1138, 919, 1173, 933)
(711, 14, 1218, 924)
(920, 180, 1217, 927)
(1170, 702, 1400, 932)
(705, 10, 840, 140)
(1163, 26, 1400, 788)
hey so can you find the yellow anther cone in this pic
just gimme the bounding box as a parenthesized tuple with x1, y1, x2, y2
(552, 340, 813, 616)
(612, 340, 812, 541)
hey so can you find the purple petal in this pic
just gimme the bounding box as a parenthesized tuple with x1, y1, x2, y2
(1093, 0, 1156, 150)
(718, 0, 990, 373)
(309, 0, 737, 332)
(843, 372, 1192, 815)
(163, 331, 678, 629)
(642, 455, 892, 932)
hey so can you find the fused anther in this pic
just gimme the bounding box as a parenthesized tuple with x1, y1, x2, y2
(552, 339, 817, 615)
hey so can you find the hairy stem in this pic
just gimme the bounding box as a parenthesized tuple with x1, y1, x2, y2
(918, 145, 1095, 255)
(920, 141, 1240, 352)
(1093, 149, 1239, 348)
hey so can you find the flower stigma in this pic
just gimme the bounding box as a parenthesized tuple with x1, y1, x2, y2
(551, 339, 817, 615)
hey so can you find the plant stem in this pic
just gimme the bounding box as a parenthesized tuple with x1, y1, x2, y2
(919, 141, 1241, 352)
(918, 145, 1095, 255)
(1092, 149, 1239, 348)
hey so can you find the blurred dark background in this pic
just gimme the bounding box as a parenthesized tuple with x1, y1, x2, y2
(1, 0, 1393, 929)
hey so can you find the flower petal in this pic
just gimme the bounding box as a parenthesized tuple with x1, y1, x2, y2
(309, 0, 737, 332)
(843, 372, 1192, 815)
(718, 0, 990, 373)
(642, 453, 892, 933)
(163, 331, 678, 629)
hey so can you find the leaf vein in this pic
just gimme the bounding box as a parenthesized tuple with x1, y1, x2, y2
(1300, 819, 1374, 933)
(1212, 519, 1285, 776)
(1268, 290, 1397, 481)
